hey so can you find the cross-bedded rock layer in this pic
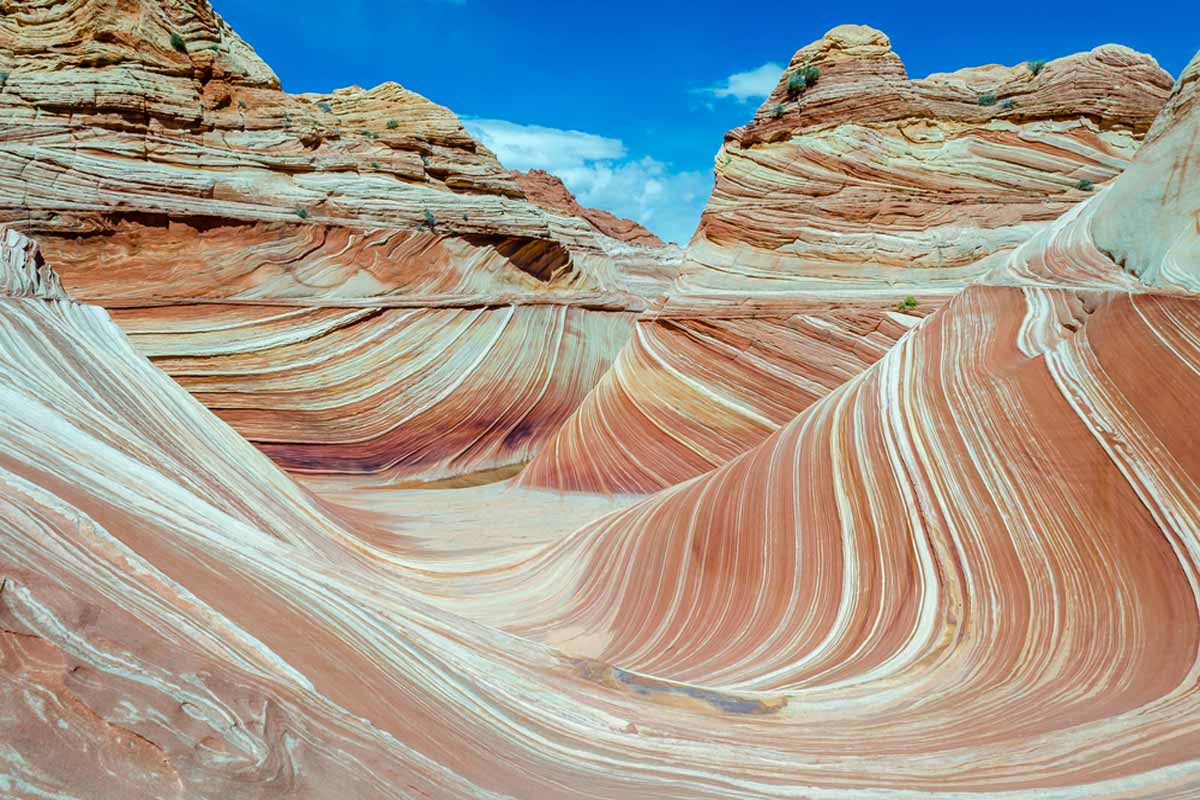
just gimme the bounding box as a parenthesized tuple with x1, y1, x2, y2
(521, 25, 1174, 494)
(3, 9, 1200, 798)
(0, 0, 678, 484)
(2, 49, 1200, 793)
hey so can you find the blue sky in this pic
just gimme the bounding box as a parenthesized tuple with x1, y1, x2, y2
(215, 0, 1197, 244)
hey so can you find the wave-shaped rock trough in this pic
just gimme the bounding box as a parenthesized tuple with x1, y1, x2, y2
(2, 6, 1200, 799)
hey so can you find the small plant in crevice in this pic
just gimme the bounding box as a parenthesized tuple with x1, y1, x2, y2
(895, 296, 919, 312)
(386, 118, 399, 129)
(237, 98, 248, 110)
(1077, 178, 1094, 192)
(771, 103, 785, 119)
(0, 71, 10, 88)
(786, 73, 805, 99)
(1027, 60, 1048, 76)
(293, 207, 310, 220)
(786, 64, 820, 100)
(420, 153, 431, 167)
(370, 161, 381, 169)
(170, 32, 187, 52)
(317, 101, 332, 113)
(1000, 98, 1016, 110)
(423, 208, 437, 230)
(977, 92, 997, 106)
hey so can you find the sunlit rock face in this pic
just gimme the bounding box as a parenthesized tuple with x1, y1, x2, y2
(0, 0, 679, 484)
(2, 46, 1200, 797)
(521, 24, 1174, 494)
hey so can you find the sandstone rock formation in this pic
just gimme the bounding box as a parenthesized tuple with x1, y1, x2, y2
(0, 0, 678, 484)
(3, 47, 1200, 793)
(3, 3, 1200, 796)
(521, 25, 1175, 494)
(515, 169, 666, 247)
(494, 59, 1200, 796)
(690, 24, 1171, 298)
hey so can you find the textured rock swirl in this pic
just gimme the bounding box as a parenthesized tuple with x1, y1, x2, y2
(110, 302, 634, 482)
(0, 227, 63, 299)
(482, 284, 1200, 799)
(0, 0, 678, 483)
(522, 26, 1170, 495)
(4, 66, 1200, 795)
(519, 302, 929, 493)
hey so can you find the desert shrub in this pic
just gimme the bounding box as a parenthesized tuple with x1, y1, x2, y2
(423, 209, 437, 230)
(386, 118, 399, 129)
(0, 71, 9, 86)
(1000, 98, 1016, 109)
(896, 296, 918, 312)
(771, 103, 785, 119)
(786, 73, 805, 99)
(317, 101, 332, 113)
(1027, 60, 1048, 76)
(170, 32, 186, 52)
(370, 161, 381, 169)
(785, 65, 820, 99)
(293, 207, 310, 220)
(977, 92, 997, 106)
(1077, 179, 1094, 191)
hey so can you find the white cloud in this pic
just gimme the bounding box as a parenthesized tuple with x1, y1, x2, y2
(698, 62, 784, 103)
(465, 119, 626, 172)
(465, 118, 711, 245)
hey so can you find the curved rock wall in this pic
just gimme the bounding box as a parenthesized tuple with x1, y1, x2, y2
(2, 54, 1200, 793)
(0, 0, 678, 484)
(521, 25, 1173, 495)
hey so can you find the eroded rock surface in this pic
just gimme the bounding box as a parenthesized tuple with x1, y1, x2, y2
(521, 25, 1174, 493)
(3, 8, 1200, 798)
(2, 53, 1200, 793)
(0, 0, 678, 484)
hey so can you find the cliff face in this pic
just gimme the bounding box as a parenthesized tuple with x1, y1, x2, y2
(520, 25, 1175, 494)
(0, 0, 679, 484)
